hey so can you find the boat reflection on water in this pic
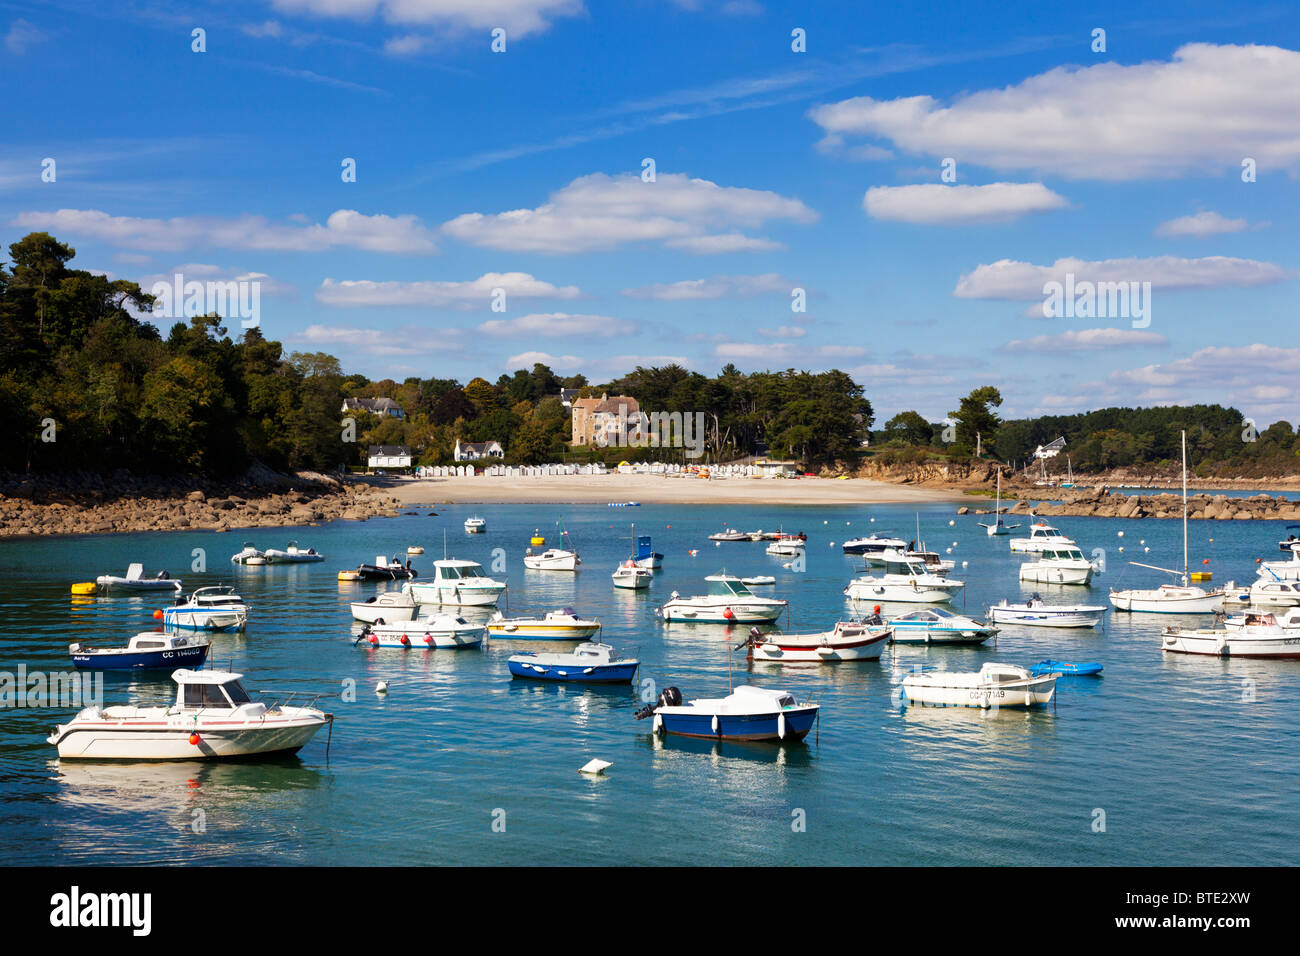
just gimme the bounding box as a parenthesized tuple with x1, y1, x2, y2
(644, 729, 819, 767)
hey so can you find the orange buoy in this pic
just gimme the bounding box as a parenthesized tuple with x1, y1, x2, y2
(424, 635, 433, 645)
(873, 604, 882, 614)
(723, 607, 735, 621)
(188, 733, 201, 746)
(1203, 558, 1210, 565)
(369, 635, 379, 645)
(153, 609, 163, 620)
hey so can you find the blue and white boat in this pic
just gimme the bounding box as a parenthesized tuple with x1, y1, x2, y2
(162, 586, 248, 631)
(886, 607, 998, 644)
(1031, 659, 1103, 676)
(635, 685, 819, 742)
(507, 642, 639, 683)
(69, 632, 211, 671)
(633, 534, 663, 569)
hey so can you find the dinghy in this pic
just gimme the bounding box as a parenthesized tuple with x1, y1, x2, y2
(162, 586, 248, 631)
(350, 589, 418, 624)
(263, 541, 324, 563)
(230, 543, 266, 565)
(1161, 621, 1300, 659)
(989, 596, 1107, 628)
(69, 632, 211, 671)
(902, 663, 1057, 708)
(508, 642, 638, 683)
(1030, 659, 1103, 676)
(48, 669, 332, 760)
(745, 621, 891, 662)
(634, 684, 819, 741)
(94, 563, 182, 593)
(352, 555, 418, 581)
(357, 614, 485, 649)
(487, 608, 601, 640)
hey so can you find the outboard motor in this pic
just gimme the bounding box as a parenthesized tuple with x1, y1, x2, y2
(633, 685, 682, 720)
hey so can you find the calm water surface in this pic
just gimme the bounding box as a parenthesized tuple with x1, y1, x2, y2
(1, 502, 1295, 866)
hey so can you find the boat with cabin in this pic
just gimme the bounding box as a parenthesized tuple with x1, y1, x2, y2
(162, 586, 248, 631)
(48, 669, 332, 760)
(507, 642, 638, 683)
(1009, 522, 1077, 553)
(486, 608, 601, 640)
(612, 561, 652, 589)
(1161, 621, 1300, 659)
(885, 607, 998, 644)
(842, 532, 907, 556)
(1018, 546, 1095, 585)
(635, 685, 819, 741)
(464, 516, 487, 533)
(69, 632, 211, 671)
(405, 559, 506, 607)
(844, 559, 965, 604)
(657, 573, 788, 623)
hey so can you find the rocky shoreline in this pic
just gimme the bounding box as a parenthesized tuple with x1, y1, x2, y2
(959, 486, 1300, 521)
(0, 466, 406, 538)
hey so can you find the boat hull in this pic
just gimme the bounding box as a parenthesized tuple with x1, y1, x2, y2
(888, 626, 995, 645)
(349, 600, 418, 624)
(95, 577, 182, 592)
(1109, 591, 1223, 613)
(751, 630, 889, 662)
(846, 583, 962, 604)
(903, 676, 1057, 708)
(659, 602, 785, 623)
(1161, 630, 1300, 658)
(361, 625, 484, 648)
(488, 624, 600, 640)
(162, 608, 247, 631)
(51, 718, 325, 760)
(71, 644, 210, 671)
(1018, 564, 1093, 585)
(655, 706, 818, 741)
(989, 608, 1104, 628)
(406, 583, 504, 607)
(507, 659, 638, 683)
(523, 553, 580, 571)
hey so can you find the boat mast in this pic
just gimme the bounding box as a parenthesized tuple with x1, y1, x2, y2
(1181, 430, 1189, 586)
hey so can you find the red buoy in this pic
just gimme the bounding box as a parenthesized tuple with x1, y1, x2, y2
(873, 605, 882, 614)
(188, 733, 201, 746)
(1203, 559, 1210, 565)
(400, 635, 410, 645)
(723, 607, 735, 620)
(424, 635, 433, 645)
(369, 634, 379, 645)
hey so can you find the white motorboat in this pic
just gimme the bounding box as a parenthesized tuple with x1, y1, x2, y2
(658, 573, 788, 623)
(886, 607, 998, 644)
(635, 684, 819, 741)
(464, 516, 487, 533)
(358, 614, 485, 649)
(876, 546, 955, 573)
(612, 560, 652, 589)
(405, 559, 506, 607)
(989, 596, 1107, 628)
(765, 536, 806, 557)
(1226, 578, 1300, 607)
(745, 620, 891, 662)
(844, 559, 965, 604)
(162, 586, 248, 631)
(1161, 621, 1300, 659)
(523, 548, 581, 571)
(1110, 431, 1227, 614)
(230, 542, 266, 565)
(94, 563, 182, 593)
(1257, 546, 1300, 581)
(264, 541, 324, 563)
(48, 669, 331, 760)
(979, 471, 1021, 536)
(1278, 528, 1300, 552)
(350, 589, 418, 624)
(1018, 546, 1095, 585)
(842, 532, 907, 556)
(508, 643, 638, 683)
(708, 528, 749, 542)
(902, 663, 1057, 708)
(1009, 521, 1077, 553)
(1224, 607, 1300, 630)
(487, 608, 601, 640)
(69, 632, 211, 671)
(742, 575, 775, 586)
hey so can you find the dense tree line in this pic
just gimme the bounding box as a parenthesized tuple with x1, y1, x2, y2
(877, 387, 1299, 474)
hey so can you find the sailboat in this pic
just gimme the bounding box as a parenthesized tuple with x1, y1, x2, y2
(978, 470, 1021, 536)
(1109, 431, 1228, 614)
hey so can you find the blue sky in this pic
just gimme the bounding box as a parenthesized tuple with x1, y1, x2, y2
(3, 0, 1298, 426)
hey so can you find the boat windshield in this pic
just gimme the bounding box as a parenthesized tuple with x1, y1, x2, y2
(183, 683, 235, 709)
(223, 680, 251, 704)
(884, 561, 927, 576)
(708, 578, 752, 597)
(458, 565, 484, 578)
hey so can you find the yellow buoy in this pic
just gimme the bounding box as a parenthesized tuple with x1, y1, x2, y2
(337, 570, 361, 582)
(1190, 571, 1212, 582)
(531, 535, 546, 546)
(70, 582, 97, 595)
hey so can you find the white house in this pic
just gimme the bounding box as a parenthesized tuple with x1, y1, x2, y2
(454, 440, 505, 462)
(343, 397, 406, 419)
(368, 445, 413, 469)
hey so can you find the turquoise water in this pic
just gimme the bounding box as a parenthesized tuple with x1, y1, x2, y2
(1, 503, 1296, 866)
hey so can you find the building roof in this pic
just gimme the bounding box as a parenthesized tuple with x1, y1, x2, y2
(368, 445, 412, 456)
(346, 397, 405, 413)
(573, 393, 640, 415)
(456, 440, 502, 452)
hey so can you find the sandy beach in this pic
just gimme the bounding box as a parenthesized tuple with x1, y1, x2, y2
(372, 473, 967, 507)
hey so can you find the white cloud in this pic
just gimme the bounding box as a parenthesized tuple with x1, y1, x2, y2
(955, 255, 1291, 301)
(1001, 328, 1169, 352)
(137, 264, 297, 298)
(622, 273, 795, 300)
(4, 19, 46, 54)
(505, 350, 584, 370)
(810, 43, 1300, 179)
(315, 272, 580, 309)
(757, 325, 807, 338)
(1154, 210, 1251, 238)
(269, 0, 583, 39)
(1105, 344, 1300, 417)
(297, 323, 458, 356)
(863, 182, 1068, 224)
(715, 341, 866, 361)
(479, 312, 636, 338)
(442, 172, 816, 254)
(11, 208, 437, 254)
